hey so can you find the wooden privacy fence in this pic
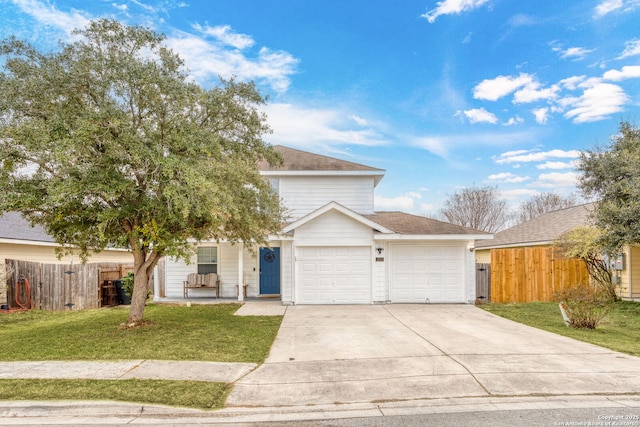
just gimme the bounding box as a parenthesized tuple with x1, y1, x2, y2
(490, 247, 589, 303)
(5, 259, 133, 311)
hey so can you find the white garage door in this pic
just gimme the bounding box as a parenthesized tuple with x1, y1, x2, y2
(390, 245, 466, 303)
(297, 246, 371, 304)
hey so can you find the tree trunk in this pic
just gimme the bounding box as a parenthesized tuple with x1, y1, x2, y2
(127, 249, 161, 325)
(127, 267, 150, 324)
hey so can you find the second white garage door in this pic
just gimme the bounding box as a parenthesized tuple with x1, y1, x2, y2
(296, 246, 371, 304)
(390, 245, 466, 303)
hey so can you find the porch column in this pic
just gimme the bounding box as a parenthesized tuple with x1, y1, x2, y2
(153, 264, 160, 302)
(237, 243, 244, 302)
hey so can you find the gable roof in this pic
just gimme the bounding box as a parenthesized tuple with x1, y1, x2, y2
(281, 203, 491, 240)
(0, 212, 55, 243)
(259, 145, 385, 172)
(364, 211, 487, 236)
(475, 203, 596, 249)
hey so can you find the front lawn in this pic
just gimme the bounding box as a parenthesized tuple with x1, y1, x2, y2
(0, 303, 282, 409)
(0, 303, 282, 362)
(480, 301, 640, 357)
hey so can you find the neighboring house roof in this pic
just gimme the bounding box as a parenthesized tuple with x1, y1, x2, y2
(475, 203, 596, 249)
(364, 211, 487, 236)
(0, 212, 55, 243)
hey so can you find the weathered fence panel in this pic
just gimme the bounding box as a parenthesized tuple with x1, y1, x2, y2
(475, 263, 491, 303)
(5, 260, 133, 311)
(490, 247, 590, 303)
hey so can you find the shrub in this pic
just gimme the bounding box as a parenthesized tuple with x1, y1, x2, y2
(554, 285, 613, 329)
(122, 272, 135, 298)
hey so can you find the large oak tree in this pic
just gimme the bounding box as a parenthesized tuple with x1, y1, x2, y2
(0, 20, 285, 324)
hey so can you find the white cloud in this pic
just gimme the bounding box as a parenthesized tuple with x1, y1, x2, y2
(532, 107, 549, 124)
(603, 65, 640, 81)
(500, 189, 540, 201)
(559, 75, 587, 90)
(536, 161, 578, 170)
(486, 172, 530, 183)
(350, 115, 369, 126)
(618, 39, 640, 59)
(264, 103, 387, 149)
(595, 0, 624, 16)
(422, 0, 490, 23)
(494, 149, 581, 164)
(535, 172, 580, 188)
(503, 116, 524, 126)
(513, 82, 560, 104)
(9, 0, 91, 36)
(192, 24, 255, 49)
(473, 73, 533, 101)
(412, 136, 450, 158)
(553, 46, 594, 60)
(563, 82, 628, 123)
(165, 31, 298, 93)
(460, 108, 498, 124)
(374, 193, 418, 211)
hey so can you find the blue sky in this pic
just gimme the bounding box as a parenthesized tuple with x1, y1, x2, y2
(2, 0, 639, 215)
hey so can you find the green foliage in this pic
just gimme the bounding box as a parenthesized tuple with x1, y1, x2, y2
(554, 286, 614, 329)
(578, 121, 640, 252)
(0, 19, 285, 323)
(555, 226, 617, 301)
(121, 272, 135, 298)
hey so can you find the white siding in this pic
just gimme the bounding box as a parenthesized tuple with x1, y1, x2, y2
(281, 241, 294, 304)
(294, 210, 374, 246)
(279, 176, 375, 219)
(165, 253, 196, 298)
(372, 243, 387, 303)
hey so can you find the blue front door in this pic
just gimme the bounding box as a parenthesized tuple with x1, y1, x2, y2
(259, 247, 281, 295)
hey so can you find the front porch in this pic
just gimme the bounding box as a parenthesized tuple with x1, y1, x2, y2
(159, 242, 283, 302)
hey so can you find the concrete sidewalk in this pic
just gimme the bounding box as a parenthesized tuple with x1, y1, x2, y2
(0, 360, 256, 383)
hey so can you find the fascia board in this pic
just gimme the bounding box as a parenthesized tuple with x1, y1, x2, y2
(374, 234, 493, 241)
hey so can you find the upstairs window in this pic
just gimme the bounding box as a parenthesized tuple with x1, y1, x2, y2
(268, 178, 279, 195)
(197, 246, 217, 274)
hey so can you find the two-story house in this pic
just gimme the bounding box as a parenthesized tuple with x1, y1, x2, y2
(158, 145, 491, 305)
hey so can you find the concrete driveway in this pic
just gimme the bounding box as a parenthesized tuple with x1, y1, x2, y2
(226, 304, 640, 407)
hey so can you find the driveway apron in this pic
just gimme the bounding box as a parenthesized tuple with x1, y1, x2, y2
(226, 304, 640, 407)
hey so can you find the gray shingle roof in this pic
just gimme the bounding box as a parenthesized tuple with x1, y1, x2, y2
(259, 145, 385, 172)
(0, 212, 55, 243)
(365, 211, 486, 235)
(475, 203, 596, 249)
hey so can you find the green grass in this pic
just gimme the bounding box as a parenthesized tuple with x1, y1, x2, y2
(0, 379, 229, 410)
(480, 301, 640, 357)
(0, 303, 282, 362)
(0, 303, 282, 409)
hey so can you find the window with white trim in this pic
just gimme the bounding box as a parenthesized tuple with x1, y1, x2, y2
(197, 246, 217, 274)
